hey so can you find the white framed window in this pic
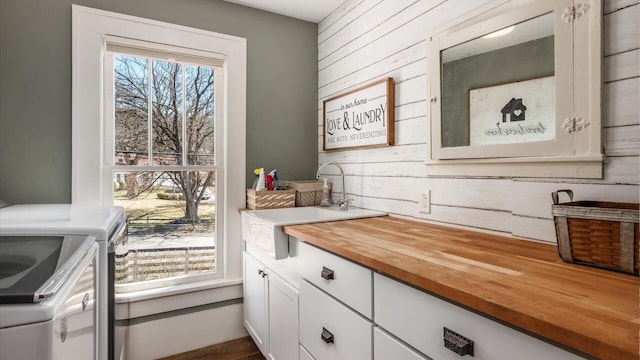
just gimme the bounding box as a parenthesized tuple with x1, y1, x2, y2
(104, 39, 225, 289)
(72, 6, 246, 292)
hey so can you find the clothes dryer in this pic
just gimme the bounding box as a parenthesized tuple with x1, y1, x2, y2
(0, 204, 126, 360)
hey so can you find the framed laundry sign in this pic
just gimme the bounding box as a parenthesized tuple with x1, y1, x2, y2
(469, 76, 555, 146)
(323, 77, 394, 151)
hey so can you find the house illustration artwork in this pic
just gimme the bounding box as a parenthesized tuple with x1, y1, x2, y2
(501, 97, 527, 122)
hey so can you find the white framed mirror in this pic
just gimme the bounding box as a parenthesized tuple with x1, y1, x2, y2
(427, 0, 603, 178)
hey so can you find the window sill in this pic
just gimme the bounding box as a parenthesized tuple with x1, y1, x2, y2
(115, 277, 243, 319)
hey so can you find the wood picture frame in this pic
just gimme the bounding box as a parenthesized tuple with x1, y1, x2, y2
(322, 77, 394, 151)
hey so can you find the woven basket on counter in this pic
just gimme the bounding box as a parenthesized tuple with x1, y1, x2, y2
(551, 190, 640, 275)
(285, 180, 331, 207)
(246, 189, 295, 210)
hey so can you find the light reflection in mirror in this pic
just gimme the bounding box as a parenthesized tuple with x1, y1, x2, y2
(440, 12, 555, 148)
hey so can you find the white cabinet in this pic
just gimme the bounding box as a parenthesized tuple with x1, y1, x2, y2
(298, 242, 373, 360)
(297, 242, 586, 360)
(267, 269, 299, 360)
(299, 242, 372, 318)
(374, 273, 584, 360)
(374, 327, 430, 360)
(243, 252, 299, 360)
(299, 345, 315, 360)
(299, 280, 372, 360)
(244, 252, 268, 353)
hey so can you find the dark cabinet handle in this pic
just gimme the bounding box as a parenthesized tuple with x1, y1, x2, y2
(444, 327, 474, 356)
(321, 327, 334, 344)
(321, 266, 334, 280)
(258, 269, 264, 276)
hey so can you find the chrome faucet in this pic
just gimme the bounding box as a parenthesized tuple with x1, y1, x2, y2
(316, 161, 351, 210)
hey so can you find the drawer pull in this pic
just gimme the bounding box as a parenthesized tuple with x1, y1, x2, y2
(321, 266, 335, 280)
(444, 327, 474, 356)
(321, 327, 334, 344)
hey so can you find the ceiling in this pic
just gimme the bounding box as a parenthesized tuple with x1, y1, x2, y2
(222, 0, 345, 23)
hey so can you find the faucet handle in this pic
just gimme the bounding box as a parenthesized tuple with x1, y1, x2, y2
(338, 197, 352, 210)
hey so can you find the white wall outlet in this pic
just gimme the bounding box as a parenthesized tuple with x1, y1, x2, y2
(419, 189, 431, 214)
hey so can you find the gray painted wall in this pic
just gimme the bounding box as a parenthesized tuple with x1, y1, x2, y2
(0, 0, 318, 203)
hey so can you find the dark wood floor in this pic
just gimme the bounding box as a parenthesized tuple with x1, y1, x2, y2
(160, 337, 265, 360)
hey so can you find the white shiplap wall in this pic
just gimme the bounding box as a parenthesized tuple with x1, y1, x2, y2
(316, 0, 639, 242)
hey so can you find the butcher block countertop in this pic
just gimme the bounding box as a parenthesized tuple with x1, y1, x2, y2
(283, 216, 639, 360)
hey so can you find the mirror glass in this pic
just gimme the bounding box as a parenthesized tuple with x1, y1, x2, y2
(440, 12, 555, 147)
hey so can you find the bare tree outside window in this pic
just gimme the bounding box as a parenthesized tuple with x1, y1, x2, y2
(114, 55, 215, 222)
(112, 54, 218, 283)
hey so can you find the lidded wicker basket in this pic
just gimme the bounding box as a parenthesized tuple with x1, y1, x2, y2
(285, 180, 332, 207)
(552, 190, 640, 275)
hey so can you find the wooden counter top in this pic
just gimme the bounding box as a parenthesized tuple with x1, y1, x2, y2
(283, 216, 639, 360)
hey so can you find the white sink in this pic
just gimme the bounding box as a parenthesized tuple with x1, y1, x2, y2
(242, 206, 385, 259)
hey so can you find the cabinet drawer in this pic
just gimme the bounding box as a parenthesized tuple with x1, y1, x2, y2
(300, 345, 315, 360)
(299, 242, 372, 317)
(374, 273, 584, 360)
(374, 327, 430, 360)
(300, 280, 372, 360)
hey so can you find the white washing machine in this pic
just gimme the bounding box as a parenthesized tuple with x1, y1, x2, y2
(0, 235, 98, 359)
(0, 204, 126, 360)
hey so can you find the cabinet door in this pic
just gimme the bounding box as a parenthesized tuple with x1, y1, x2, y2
(244, 252, 268, 355)
(267, 270, 299, 360)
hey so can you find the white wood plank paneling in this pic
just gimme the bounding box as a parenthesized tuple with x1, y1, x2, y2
(604, 49, 640, 81)
(318, 0, 640, 243)
(319, 0, 490, 87)
(319, 0, 422, 61)
(511, 217, 557, 244)
(319, 0, 378, 46)
(605, 0, 639, 14)
(319, 42, 426, 99)
(604, 77, 640, 127)
(604, 125, 640, 156)
(604, 3, 640, 55)
(603, 156, 640, 184)
(321, 161, 428, 177)
(512, 181, 639, 219)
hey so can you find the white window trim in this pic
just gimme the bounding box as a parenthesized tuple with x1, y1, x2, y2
(72, 6, 246, 290)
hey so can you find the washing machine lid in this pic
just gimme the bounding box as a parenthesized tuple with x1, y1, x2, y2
(0, 236, 64, 304)
(0, 236, 97, 328)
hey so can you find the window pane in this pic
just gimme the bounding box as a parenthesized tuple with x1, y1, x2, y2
(186, 65, 216, 165)
(152, 60, 183, 165)
(114, 55, 148, 165)
(114, 170, 216, 284)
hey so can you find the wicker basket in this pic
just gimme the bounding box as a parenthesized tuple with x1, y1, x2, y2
(285, 180, 332, 207)
(246, 189, 295, 210)
(551, 190, 640, 275)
